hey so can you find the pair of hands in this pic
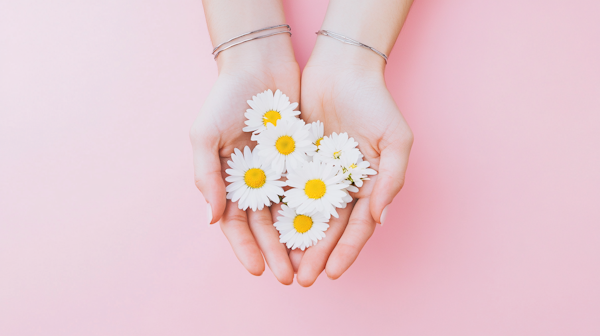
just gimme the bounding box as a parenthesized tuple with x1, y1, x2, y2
(190, 36, 413, 286)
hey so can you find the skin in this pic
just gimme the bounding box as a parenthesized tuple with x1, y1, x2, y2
(293, 0, 415, 286)
(192, 0, 414, 286)
(192, 0, 299, 285)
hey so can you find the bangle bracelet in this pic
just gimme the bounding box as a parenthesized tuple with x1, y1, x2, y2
(212, 24, 292, 60)
(316, 29, 388, 63)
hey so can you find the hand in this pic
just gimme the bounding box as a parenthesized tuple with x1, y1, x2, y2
(295, 39, 414, 286)
(190, 39, 299, 285)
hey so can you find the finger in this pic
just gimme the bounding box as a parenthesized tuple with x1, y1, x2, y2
(219, 200, 265, 276)
(370, 136, 413, 224)
(296, 204, 354, 287)
(248, 207, 294, 285)
(191, 129, 226, 224)
(326, 197, 376, 279)
(288, 249, 304, 274)
(270, 203, 304, 274)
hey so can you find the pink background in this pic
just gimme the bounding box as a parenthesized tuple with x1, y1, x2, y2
(1, 0, 600, 335)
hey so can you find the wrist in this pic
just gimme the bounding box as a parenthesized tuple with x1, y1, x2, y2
(216, 33, 297, 74)
(306, 35, 386, 75)
(319, 0, 408, 57)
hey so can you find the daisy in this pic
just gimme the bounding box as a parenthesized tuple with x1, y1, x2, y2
(307, 120, 324, 150)
(243, 89, 300, 140)
(314, 132, 361, 167)
(338, 187, 354, 209)
(255, 118, 316, 174)
(284, 161, 349, 218)
(274, 205, 330, 251)
(339, 151, 378, 188)
(225, 146, 286, 211)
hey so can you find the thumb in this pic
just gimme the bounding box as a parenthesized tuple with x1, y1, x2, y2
(370, 138, 413, 225)
(190, 129, 226, 224)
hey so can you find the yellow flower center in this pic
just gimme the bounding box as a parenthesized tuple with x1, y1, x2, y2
(333, 150, 342, 159)
(305, 179, 326, 199)
(349, 163, 357, 169)
(293, 215, 313, 233)
(275, 135, 295, 155)
(244, 168, 266, 189)
(263, 110, 281, 127)
(315, 137, 323, 146)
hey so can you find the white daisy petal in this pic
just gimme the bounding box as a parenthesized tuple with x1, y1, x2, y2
(338, 152, 378, 188)
(273, 205, 331, 251)
(225, 146, 285, 211)
(242, 89, 300, 138)
(308, 121, 325, 147)
(283, 161, 350, 219)
(314, 132, 362, 167)
(235, 186, 250, 205)
(256, 118, 315, 174)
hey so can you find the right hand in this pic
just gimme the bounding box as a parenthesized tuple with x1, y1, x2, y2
(190, 36, 299, 285)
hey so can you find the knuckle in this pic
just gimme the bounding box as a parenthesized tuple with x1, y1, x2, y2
(383, 174, 405, 192)
(406, 129, 414, 146)
(400, 128, 414, 147)
(194, 178, 204, 191)
(336, 240, 363, 255)
(247, 211, 275, 227)
(190, 122, 215, 144)
(189, 126, 205, 143)
(381, 169, 405, 186)
(348, 219, 376, 238)
(238, 236, 258, 250)
(223, 212, 248, 225)
(396, 176, 406, 190)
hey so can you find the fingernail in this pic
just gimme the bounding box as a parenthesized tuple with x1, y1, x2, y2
(379, 205, 389, 226)
(206, 203, 213, 225)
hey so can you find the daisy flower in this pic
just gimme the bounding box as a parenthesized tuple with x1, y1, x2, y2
(314, 132, 361, 167)
(243, 89, 300, 140)
(274, 205, 330, 251)
(255, 118, 316, 174)
(307, 120, 324, 150)
(338, 187, 354, 209)
(225, 146, 286, 211)
(340, 151, 378, 188)
(284, 161, 349, 218)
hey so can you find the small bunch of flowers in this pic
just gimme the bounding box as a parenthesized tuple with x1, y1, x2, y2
(226, 89, 376, 250)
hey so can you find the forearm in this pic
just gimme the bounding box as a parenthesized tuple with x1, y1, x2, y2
(310, 0, 413, 71)
(202, 0, 296, 70)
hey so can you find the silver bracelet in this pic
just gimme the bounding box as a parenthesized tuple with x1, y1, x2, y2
(212, 24, 292, 60)
(316, 29, 388, 63)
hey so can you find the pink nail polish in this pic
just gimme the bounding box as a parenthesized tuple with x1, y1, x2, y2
(380, 205, 389, 226)
(207, 203, 213, 225)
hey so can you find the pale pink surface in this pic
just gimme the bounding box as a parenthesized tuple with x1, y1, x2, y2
(1, 0, 599, 335)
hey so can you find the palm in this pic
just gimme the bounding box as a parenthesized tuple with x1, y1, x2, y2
(302, 66, 407, 194)
(195, 64, 299, 159)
